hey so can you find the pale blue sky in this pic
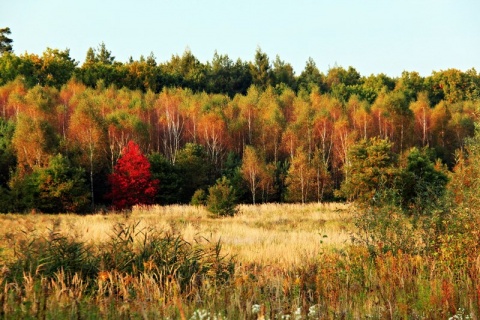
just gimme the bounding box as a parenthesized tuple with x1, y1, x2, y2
(1, 0, 479, 77)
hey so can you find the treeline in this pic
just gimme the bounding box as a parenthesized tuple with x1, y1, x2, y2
(0, 45, 480, 212)
(1, 43, 480, 103)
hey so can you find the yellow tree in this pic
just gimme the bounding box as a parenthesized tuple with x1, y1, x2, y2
(410, 92, 432, 147)
(281, 127, 301, 162)
(58, 79, 86, 139)
(155, 88, 185, 164)
(241, 145, 265, 204)
(430, 101, 451, 149)
(68, 96, 107, 209)
(12, 115, 57, 173)
(370, 91, 390, 139)
(333, 118, 356, 186)
(257, 87, 285, 162)
(311, 93, 335, 168)
(0, 78, 26, 120)
(351, 100, 372, 140)
(286, 147, 316, 203)
(198, 110, 228, 172)
(312, 148, 333, 202)
(182, 90, 205, 144)
(237, 85, 260, 146)
(12, 85, 59, 173)
(106, 110, 149, 171)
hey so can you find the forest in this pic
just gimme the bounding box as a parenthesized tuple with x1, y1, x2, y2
(0, 35, 480, 213)
(4, 28, 480, 318)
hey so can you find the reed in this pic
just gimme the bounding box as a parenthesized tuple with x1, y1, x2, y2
(0, 203, 478, 319)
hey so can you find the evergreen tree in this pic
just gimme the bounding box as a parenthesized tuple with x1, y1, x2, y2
(206, 176, 238, 217)
(36, 154, 90, 213)
(0, 27, 13, 53)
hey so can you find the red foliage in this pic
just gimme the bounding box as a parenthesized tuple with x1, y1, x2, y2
(107, 141, 159, 210)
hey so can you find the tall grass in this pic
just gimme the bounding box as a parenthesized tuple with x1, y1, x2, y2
(0, 203, 479, 319)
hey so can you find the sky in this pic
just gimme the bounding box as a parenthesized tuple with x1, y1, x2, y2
(1, 0, 479, 77)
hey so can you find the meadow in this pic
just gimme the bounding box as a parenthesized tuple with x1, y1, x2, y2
(0, 204, 478, 319)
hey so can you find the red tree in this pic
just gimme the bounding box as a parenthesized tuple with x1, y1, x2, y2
(108, 140, 159, 210)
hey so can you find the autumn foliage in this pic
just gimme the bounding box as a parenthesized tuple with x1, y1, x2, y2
(0, 44, 479, 212)
(107, 141, 159, 210)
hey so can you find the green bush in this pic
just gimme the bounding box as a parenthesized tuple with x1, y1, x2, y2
(206, 176, 238, 217)
(398, 147, 449, 216)
(337, 137, 398, 203)
(5, 154, 90, 214)
(191, 189, 207, 206)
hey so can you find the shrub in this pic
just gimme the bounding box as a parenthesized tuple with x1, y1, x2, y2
(206, 176, 238, 217)
(337, 137, 398, 203)
(398, 147, 449, 216)
(191, 189, 207, 206)
(36, 154, 90, 213)
(352, 189, 421, 255)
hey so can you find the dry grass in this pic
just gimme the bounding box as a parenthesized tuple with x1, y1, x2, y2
(0, 203, 353, 268)
(2, 203, 479, 319)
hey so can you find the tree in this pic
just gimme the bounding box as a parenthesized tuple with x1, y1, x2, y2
(78, 43, 124, 88)
(175, 143, 211, 203)
(250, 47, 272, 90)
(410, 92, 432, 147)
(443, 125, 480, 263)
(398, 147, 448, 215)
(35, 154, 90, 213)
(38, 48, 78, 88)
(338, 137, 398, 203)
(297, 57, 324, 92)
(382, 90, 412, 152)
(206, 176, 238, 217)
(257, 87, 286, 163)
(222, 151, 249, 202)
(68, 95, 107, 210)
(12, 115, 58, 173)
(84, 47, 96, 64)
(198, 110, 228, 174)
(107, 140, 159, 210)
(396, 71, 425, 103)
(156, 89, 185, 164)
(0, 53, 35, 86)
(312, 147, 333, 202)
(208, 52, 235, 95)
(285, 147, 316, 203)
(0, 118, 16, 186)
(162, 49, 207, 91)
(0, 27, 13, 54)
(241, 145, 266, 204)
(96, 42, 115, 65)
(148, 152, 180, 204)
(207, 53, 252, 96)
(326, 66, 361, 90)
(272, 55, 296, 90)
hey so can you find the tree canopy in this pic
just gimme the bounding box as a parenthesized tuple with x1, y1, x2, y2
(0, 35, 478, 213)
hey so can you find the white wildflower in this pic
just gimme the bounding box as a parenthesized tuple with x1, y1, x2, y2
(190, 309, 213, 320)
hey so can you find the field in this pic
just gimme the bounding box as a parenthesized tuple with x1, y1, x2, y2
(0, 204, 478, 319)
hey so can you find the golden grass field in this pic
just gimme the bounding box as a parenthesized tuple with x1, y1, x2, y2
(0, 202, 353, 268)
(1, 203, 479, 319)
